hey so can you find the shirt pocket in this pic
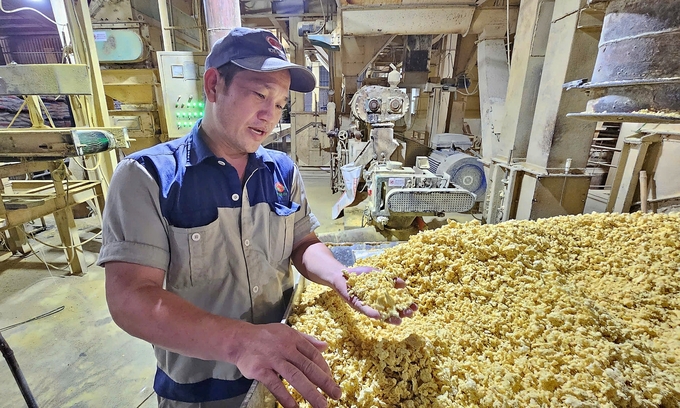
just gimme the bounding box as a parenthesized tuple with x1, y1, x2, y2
(268, 201, 300, 265)
(167, 216, 225, 288)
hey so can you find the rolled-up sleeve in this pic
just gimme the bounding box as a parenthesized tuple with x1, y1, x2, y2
(97, 159, 170, 271)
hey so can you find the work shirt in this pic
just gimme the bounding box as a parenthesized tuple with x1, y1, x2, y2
(98, 121, 319, 406)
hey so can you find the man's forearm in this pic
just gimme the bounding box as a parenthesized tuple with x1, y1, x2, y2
(291, 234, 345, 289)
(105, 263, 250, 364)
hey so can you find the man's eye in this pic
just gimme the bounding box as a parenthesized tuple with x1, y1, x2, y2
(255, 92, 265, 99)
(276, 104, 284, 110)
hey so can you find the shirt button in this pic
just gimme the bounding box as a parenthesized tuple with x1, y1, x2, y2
(217, 160, 226, 166)
(244, 239, 250, 247)
(252, 286, 259, 293)
(191, 233, 201, 242)
(232, 193, 239, 201)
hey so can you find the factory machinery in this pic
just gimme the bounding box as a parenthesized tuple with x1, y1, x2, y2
(329, 69, 486, 229)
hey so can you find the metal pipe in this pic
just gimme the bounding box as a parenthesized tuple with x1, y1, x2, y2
(0, 332, 38, 408)
(500, 167, 518, 222)
(639, 170, 648, 213)
(203, 0, 241, 48)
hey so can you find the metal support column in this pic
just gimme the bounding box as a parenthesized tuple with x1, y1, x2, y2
(203, 0, 241, 47)
(477, 36, 509, 161)
(514, 0, 599, 220)
(289, 17, 305, 164)
(158, 0, 174, 51)
(484, 0, 555, 223)
(433, 34, 457, 136)
(607, 133, 662, 213)
(65, 0, 118, 194)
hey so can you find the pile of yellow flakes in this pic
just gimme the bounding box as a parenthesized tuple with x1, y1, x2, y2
(286, 212, 680, 407)
(344, 269, 415, 320)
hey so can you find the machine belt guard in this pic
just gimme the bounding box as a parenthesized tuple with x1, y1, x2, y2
(385, 188, 476, 214)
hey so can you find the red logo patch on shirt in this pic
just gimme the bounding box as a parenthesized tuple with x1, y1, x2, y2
(275, 182, 286, 194)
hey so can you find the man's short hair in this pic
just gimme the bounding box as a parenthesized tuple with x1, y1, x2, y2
(217, 63, 246, 91)
(202, 63, 245, 100)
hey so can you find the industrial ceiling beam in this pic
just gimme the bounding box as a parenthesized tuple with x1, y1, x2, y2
(342, 6, 476, 36)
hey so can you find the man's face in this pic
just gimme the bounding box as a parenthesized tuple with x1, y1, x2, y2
(210, 69, 291, 155)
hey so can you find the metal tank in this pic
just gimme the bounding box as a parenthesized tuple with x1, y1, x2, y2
(569, 0, 680, 123)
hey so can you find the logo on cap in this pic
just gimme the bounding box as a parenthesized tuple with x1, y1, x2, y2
(266, 36, 286, 58)
(266, 36, 284, 51)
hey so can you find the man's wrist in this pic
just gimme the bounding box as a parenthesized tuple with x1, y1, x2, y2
(203, 315, 252, 364)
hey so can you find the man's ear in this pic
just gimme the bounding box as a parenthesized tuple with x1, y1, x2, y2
(203, 67, 220, 103)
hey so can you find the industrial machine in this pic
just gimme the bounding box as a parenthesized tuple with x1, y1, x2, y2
(330, 69, 478, 229)
(91, 0, 208, 148)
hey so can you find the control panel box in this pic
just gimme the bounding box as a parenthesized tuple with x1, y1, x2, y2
(157, 51, 208, 139)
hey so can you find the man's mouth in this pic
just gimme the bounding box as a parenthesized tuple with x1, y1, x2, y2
(249, 127, 266, 137)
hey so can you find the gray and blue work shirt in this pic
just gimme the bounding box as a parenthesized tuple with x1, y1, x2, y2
(98, 122, 319, 406)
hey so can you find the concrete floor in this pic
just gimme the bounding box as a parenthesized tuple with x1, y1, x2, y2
(0, 167, 608, 407)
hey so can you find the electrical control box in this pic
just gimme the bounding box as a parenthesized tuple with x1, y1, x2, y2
(157, 51, 208, 139)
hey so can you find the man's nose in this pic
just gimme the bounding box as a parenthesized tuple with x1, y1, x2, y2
(258, 101, 278, 122)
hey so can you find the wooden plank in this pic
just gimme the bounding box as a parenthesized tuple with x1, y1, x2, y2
(0, 161, 58, 179)
(6, 226, 30, 254)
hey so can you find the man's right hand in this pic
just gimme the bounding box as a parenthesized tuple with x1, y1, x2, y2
(233, 323, 342, 408)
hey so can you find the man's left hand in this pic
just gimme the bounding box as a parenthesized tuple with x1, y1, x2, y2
(332, 266, 418, 325)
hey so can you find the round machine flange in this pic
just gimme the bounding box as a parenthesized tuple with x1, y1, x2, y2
(436, 152, 486, 200)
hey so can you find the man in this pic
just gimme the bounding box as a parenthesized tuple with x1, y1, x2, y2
(99, 27, 415, 408)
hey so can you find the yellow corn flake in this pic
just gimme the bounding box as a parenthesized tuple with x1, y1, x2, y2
(344, 269, 414, 320)
(284, 212, 680, 408)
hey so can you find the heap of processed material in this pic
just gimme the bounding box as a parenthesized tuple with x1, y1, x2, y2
(344, 269, 415, 320)
(286, 212, 680, 408)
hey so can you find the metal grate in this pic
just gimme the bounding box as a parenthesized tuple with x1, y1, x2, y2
(387, 189, 475, 213)
(1, 36, 62, 64)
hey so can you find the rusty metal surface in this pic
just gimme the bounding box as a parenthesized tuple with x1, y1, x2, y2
(571, 0, 680, 122)
(0, 64, 92, 96)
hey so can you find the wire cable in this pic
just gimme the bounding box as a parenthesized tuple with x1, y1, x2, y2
(70, 155, 102, 172)
(23, 229, 75, 271)
(0, 0, 59, 25)
(457, 79, 479, 96)
(0, 307, 65, 333)
(26, 229, 102, 251)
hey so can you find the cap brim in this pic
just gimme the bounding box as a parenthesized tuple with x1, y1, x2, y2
(232, 56, 317, 93)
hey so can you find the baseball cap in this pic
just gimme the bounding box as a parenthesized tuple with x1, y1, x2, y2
(205, 27, 316, 93)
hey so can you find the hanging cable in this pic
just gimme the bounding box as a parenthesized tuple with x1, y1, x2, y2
(70, 155, 102, 172)
(0, 0, 58, 26)
(25, 229, 102, 252)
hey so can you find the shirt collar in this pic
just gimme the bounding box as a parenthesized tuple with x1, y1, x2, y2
(188, 121, 215, 166)
(188, 120, 276, 173)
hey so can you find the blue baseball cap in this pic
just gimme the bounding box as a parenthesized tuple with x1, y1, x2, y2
(205, 27, 316, 93)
